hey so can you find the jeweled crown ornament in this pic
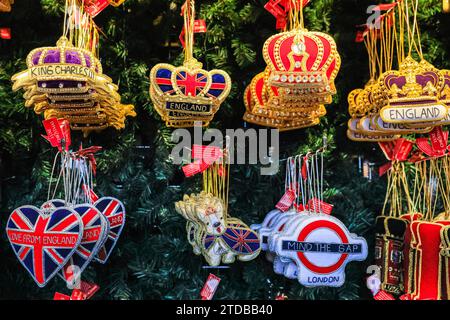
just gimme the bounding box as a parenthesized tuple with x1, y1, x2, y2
(0, 0, 13, 12)
(11, 0, 135, 136)
(149, 0, 231, 128)
(243, 0, 339, 131)
(379, 56, 447, 124)
(263, 29, 340, 104)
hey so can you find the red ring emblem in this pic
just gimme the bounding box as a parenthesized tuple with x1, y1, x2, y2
(297, 220, 349, 274)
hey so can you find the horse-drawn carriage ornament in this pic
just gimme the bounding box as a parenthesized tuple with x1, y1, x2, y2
(174, 145, 261, 266)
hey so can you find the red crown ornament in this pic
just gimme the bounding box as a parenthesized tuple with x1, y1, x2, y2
(263, 28, 340, 104)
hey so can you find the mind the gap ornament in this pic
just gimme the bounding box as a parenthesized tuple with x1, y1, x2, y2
(149, 0, 231, 128)
(252, 149, 368, 287)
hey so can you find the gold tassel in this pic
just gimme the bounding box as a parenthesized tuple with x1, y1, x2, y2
(444, 0, 450, 13)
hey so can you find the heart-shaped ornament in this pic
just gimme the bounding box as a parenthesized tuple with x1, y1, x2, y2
(6, 205, 83, 287)
(60, 204, 109, 285)
(94, 197, 126, 264)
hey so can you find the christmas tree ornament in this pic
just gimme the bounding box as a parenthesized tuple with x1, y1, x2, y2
(253, 148, 367, 287)
(11, 0, 135, 137)
(244, 0, 340, 130)
(93, 197, 126, 264)
(444, 0, 450, 13)
(149, 0, 231, 128)
(5, 121, 127, 288)
(5, 206, 83, 287)
(61, 204, 109, 285)
(349, 0, 449, 140)
(175, 145, 261, 266)
(0, 0, 13, 12)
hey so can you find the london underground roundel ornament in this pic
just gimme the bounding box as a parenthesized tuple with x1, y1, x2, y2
(273, 214, 368, 287)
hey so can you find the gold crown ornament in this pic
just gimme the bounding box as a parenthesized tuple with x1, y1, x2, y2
(346, 0, 448, 140)
(379, 56, 447, 125)
(242, 0, 339, 131)
(149, 0, 231, 128)
(242, 71, 323, 131)
(0, 0, 13, 12)
(11, 0, 135, 136)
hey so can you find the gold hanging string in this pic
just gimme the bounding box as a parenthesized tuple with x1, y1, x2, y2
(183, 0, 196, 65)
(202, 148, 230, 216)
(399, 162, 414, 214)
(411, 0, 423, 60)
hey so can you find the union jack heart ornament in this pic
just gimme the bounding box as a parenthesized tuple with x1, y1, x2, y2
(93, 197, 126, 264)
(149, 61, 231, 128)
(6, 205, 83, 287)
(60, 204, 109, 284)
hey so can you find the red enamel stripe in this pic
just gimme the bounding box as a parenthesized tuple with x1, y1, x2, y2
(10, 211, 32, 231)
(47, 248, 64, 264)
(19, 247, 31, 260)
(82, 208, 99, 226)
(104, 200, 119, 217)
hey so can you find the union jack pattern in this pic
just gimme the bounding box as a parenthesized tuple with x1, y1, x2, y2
(222, 227, 260, 255)
(6, 206, 82, 287)
(94, 197, 125, 264)
(152, 66, 229, 99)
(61, 204, 108, 283)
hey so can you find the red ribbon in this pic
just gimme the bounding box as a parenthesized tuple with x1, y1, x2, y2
(416, 126, 449, 159)
(54, 281, 99, 300)
(265, 0, 310, 30)
(378, 138, 414, 176)
(74, 145, 103, 176)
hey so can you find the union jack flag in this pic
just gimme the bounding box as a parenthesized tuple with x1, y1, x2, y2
(153, 66, 228, 98)
(6, 206, 82, 287)
(175, 70, 208, 97)
(154, 67, 175, 95)
(62, 204, 108, 283)
(222, 226, 260, 255)
(94, 197, 125, 264)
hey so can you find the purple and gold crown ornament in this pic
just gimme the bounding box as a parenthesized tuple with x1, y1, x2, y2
(11, 1, 135, 137)
(379, 56, 447, 125)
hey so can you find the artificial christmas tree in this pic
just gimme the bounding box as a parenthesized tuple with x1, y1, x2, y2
(0, 0, 449, 300)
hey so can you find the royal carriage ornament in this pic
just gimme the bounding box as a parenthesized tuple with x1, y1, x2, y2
(149, 0, 231, 128)
(174, 145, 260, 266)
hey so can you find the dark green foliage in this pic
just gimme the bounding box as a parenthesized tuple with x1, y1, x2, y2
(0, 0, 448, 300)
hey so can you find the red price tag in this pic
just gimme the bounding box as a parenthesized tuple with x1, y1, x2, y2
(53, 292, 71, 300)
(308, 198, 333, 214)
(42, 118, 71, 151)
(0, 28, 11, 40)
(275, 189, 296, 212)
(200, 274, 221, 300)
(84, 0, 109, 17)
